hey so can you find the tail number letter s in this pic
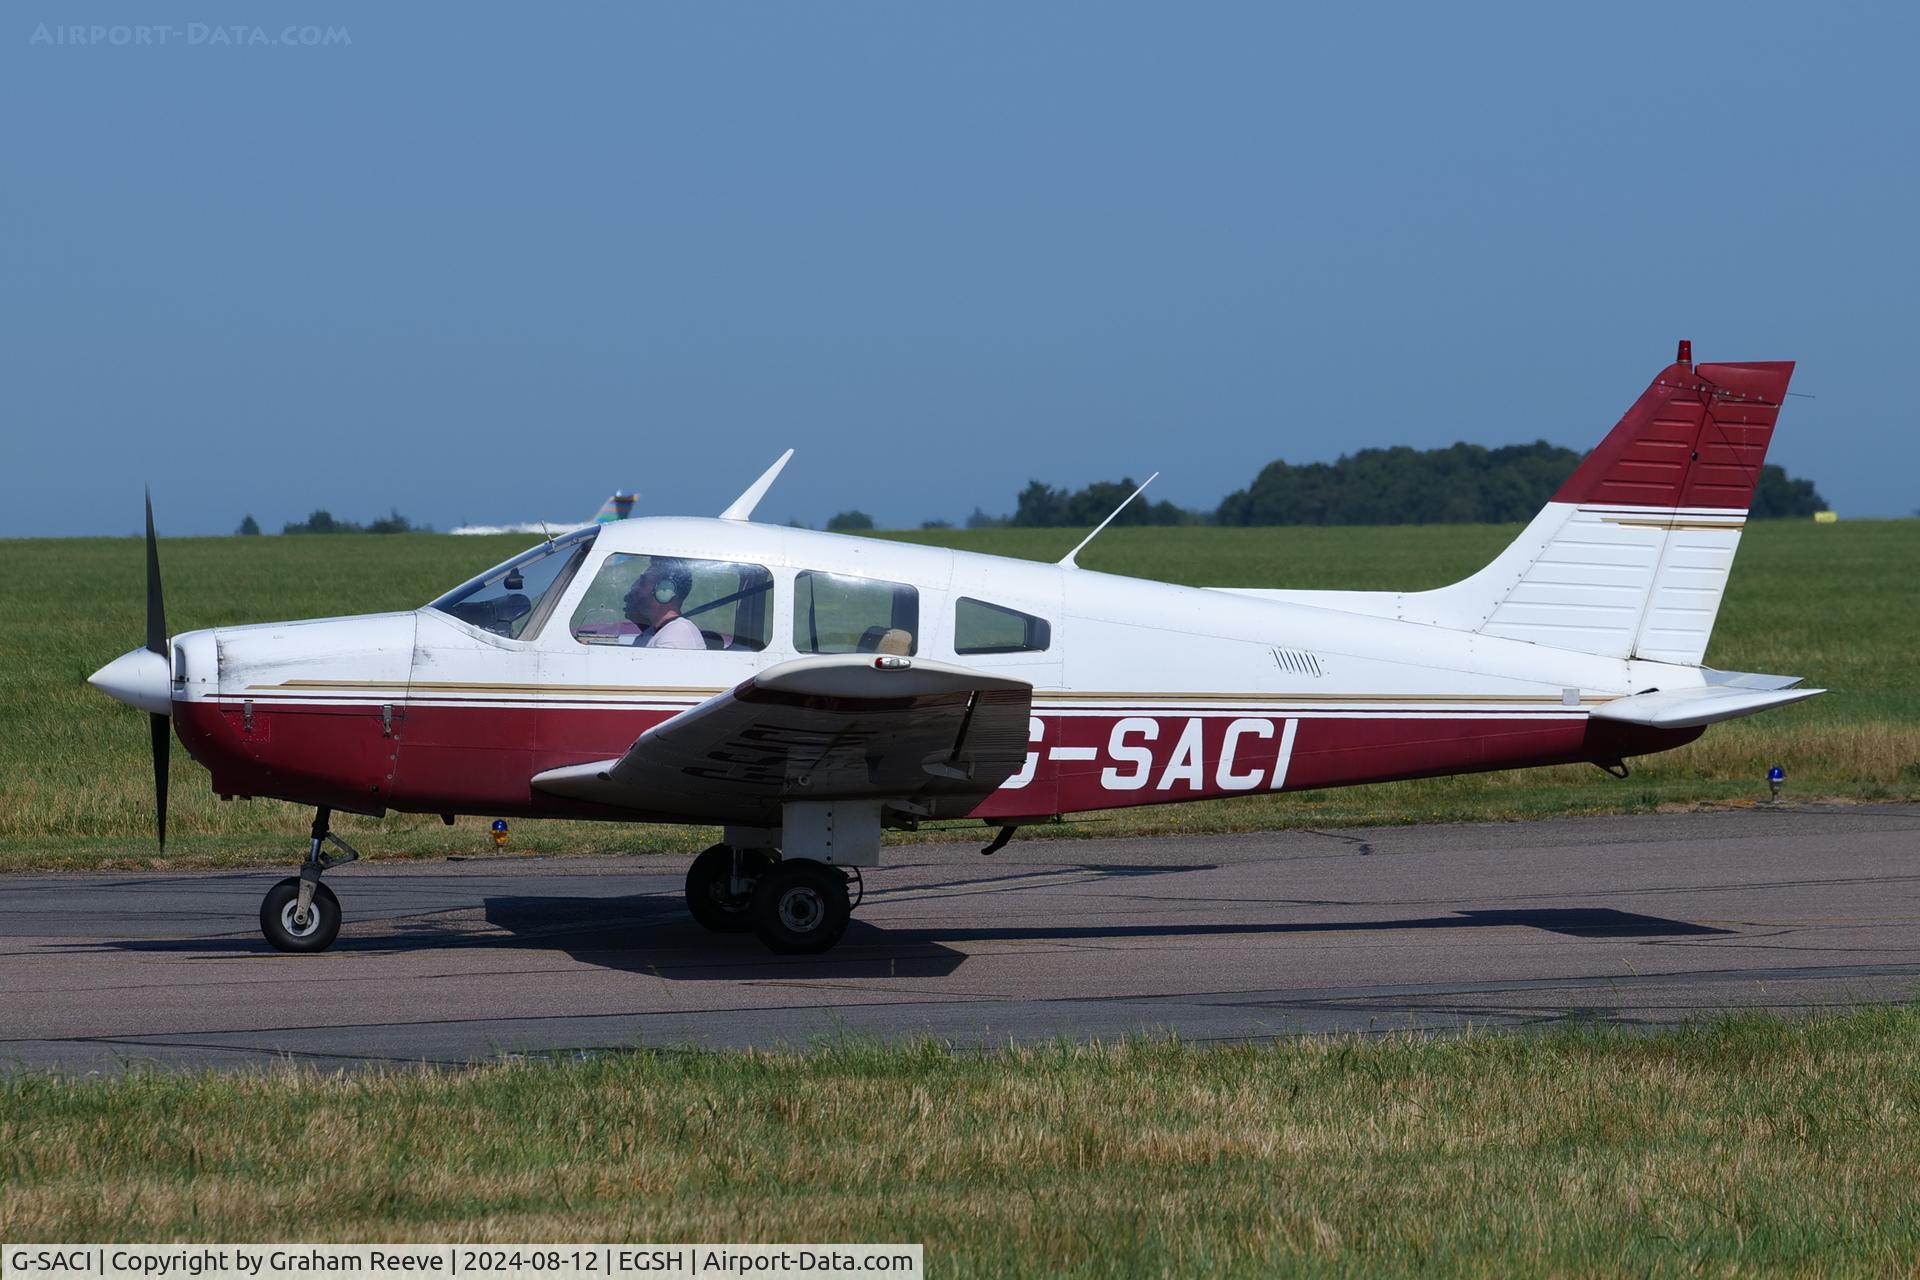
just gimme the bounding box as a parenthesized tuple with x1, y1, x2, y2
(1101, 718, 1159, 791)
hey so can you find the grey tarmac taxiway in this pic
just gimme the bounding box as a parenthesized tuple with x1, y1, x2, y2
(3, 804, 1917, 1072)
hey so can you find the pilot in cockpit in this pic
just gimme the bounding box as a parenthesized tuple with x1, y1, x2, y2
(622, 559, 705, 649)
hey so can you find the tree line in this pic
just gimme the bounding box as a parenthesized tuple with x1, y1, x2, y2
(237, 448, 1828, 536)
(237, 509, 423, 535)
(988, 442, 1826, 528)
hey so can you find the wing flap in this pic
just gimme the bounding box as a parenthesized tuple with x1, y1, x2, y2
(532, 655, 1034, 822)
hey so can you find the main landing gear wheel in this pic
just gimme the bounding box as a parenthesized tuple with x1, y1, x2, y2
(685, 844, 776, 933)
(260, 877, 341, 953)
(749, 860, 851, 955)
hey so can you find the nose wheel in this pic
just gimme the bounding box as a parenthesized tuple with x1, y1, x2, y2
(261, 877, 341, 951)
(260, 807, 358, 954)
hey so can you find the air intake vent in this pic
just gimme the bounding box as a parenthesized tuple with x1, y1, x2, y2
(1272, 647, 1324, 678)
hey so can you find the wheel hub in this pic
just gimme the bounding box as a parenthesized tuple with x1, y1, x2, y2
(777, 886, 825, 933)
(281, 901, 322, 938)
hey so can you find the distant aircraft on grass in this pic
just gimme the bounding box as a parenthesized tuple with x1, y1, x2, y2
(449, 489, 637, 535)
(90, 348, 1821, 956)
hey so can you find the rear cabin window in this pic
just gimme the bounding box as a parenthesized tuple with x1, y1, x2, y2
(954, 597, 1052, 655)
(793, 571, 918, 655)
(570, 553, 773, 651)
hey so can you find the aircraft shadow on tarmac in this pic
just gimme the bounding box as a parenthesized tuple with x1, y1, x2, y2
(70, 899, 1731, 983)
(887, 907, 1734, 943)
(476, 897, 1734, 982)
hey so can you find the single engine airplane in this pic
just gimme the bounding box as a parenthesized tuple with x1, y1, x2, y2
(88, 343, 1821, 955)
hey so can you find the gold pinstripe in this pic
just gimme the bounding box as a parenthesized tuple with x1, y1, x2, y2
(1600, 518, 1746, 531)
(252, 679, 1617, 707)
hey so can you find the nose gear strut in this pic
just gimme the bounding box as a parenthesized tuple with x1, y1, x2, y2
(262, 807, 359, 953)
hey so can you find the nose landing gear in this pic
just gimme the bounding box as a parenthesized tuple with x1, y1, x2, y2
(260, 877, 340, 951)
(260, 807, 358, 953)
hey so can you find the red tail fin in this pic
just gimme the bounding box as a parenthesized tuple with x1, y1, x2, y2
(1552, 343, 1795, 510)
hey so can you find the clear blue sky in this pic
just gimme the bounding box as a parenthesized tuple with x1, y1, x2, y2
(4, 2, 1915, 536)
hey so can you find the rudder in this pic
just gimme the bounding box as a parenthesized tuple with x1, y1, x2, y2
(1552, 341, 1793, 511)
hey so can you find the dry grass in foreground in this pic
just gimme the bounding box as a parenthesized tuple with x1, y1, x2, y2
(5, 1010, 1919, 1276)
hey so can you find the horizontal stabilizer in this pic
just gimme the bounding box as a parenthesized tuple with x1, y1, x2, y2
(1590, 682, 1823, 730)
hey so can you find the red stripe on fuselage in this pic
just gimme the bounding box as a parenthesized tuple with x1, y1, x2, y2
(174, 699, 1701, 823)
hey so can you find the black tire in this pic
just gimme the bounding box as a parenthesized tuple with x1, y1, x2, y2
(260, 876, 341, 953)
(685, 844, 775, 933)
(749, 860, 851, 955)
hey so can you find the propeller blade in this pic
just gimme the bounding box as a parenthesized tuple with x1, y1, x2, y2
(144, 489, 170, 851)
(144, 487, 166, 657)
(150, 711, 170, 851)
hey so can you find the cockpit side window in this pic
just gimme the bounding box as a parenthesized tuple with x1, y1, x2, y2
(428, 529, 597, 640)
(954, 597, 1051, 654)
(571, 553, 774, 651)
(793, 571, 918, 655)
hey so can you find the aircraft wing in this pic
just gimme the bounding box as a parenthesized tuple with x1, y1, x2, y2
(531, 655, 1034, 823)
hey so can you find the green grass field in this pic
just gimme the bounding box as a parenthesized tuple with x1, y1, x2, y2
(5, 1010, 1918, 1274)
(3, 520, 1914, 870)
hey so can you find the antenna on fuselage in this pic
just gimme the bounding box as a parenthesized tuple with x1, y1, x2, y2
(1058, 472, 1159, 569)
(720, 448, 795, 521)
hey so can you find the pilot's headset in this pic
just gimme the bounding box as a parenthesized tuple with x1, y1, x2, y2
(649, 559, 693, 605)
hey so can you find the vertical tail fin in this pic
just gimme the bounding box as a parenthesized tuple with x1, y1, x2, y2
(1551, 343, 1794, 511)
(595, 490, 638, 523)
(1428, 343, 1795, 664)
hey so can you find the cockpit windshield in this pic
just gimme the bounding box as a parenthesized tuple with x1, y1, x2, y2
(428, 528, 598, 640)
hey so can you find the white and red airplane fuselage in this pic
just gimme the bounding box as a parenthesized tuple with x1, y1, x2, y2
(162, 523, 1706, 823)
(88, 346, 1821, 953)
